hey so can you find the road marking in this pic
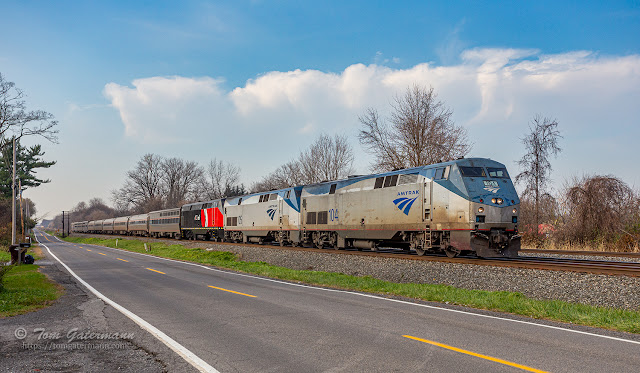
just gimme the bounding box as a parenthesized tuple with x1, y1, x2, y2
(208, 285, 256, 298)
(45, 231, 640, 346)
(403, 335, 547, 372)
(147, 268, 166, 275)
(117, 258, 129, 262)
(98, 253, 107, 256)
(86, 249, 92, 252)
(35, 235, 218, 373)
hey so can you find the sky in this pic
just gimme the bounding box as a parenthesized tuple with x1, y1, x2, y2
(1, 0, 639, 220)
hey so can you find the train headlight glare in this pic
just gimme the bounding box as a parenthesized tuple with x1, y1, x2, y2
(512, 208, 517, 214)
(497, 198, 504, 205)
(491, 198, 496, 204)
(478, 207, 484, 213)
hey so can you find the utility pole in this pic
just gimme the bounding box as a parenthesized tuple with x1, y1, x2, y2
(19, 179, 24, 242)
(62, 211, 65, 238)
(11, 137, 16, 246)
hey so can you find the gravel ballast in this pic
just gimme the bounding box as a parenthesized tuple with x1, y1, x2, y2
(79, 234, 640, 311)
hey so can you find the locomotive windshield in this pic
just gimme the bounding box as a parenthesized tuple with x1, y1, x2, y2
(487, 168, 509, 178)
(459, 166, 486, 177)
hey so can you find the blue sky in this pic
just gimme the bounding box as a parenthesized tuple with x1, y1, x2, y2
(1, 1, 639, 219)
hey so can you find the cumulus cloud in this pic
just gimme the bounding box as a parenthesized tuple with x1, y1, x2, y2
(103, 49, 640, 185)
(104, 76, 228, 143)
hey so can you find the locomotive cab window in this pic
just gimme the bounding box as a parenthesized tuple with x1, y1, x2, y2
(329, 184, 337, 194)
(459, 167, 486, 177)
(487, 168, 510, 178)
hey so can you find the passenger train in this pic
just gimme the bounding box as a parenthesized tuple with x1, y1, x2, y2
(71, 158, 521, 258)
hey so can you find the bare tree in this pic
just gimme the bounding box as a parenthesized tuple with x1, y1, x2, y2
(202, 159, 243, 199)
(251, 134, 355, 192)
(161, 157, 203, 207)
(515, 115, 562, 234)
(112, 154, 164, 213)
(251, 160, 303, 193)
(358, 85, 471, 172)
(0, 73, 58, 145)
(556, 175, 640, 250)
(299, 133, 354, 183)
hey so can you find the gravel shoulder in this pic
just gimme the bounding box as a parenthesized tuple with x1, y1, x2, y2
(0, 246, 197, 373)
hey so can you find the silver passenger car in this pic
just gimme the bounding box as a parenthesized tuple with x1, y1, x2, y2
(148, 208, 180, 238)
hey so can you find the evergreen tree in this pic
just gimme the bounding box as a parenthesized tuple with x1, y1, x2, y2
(0, 138, 55, 198)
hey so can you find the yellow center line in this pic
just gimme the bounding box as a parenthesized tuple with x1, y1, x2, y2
(86, 249, 92, 252)
(116, 258, 129, 262)
(146, 268, 166, 275)
(208, 285, 257, 298)
(97, 253, 107, 256)
(402, 335, 548, 373)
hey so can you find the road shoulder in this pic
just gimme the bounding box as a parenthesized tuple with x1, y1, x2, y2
(0, 247, 197, 372)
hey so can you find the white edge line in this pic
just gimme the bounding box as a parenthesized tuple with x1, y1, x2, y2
(41, 231, 640, 346)
(35, 234, 219, 373)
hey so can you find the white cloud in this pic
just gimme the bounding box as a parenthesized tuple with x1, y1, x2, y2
(104, 76, 227, 143)
(103, 49, 640, 186)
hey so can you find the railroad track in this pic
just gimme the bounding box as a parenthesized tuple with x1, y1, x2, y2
(521, 248, 640, 258)
(70, 233, 640, 277)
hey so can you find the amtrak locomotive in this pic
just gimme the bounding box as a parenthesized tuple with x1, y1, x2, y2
(72, 158, 521, 258)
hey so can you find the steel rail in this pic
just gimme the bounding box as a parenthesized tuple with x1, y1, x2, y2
(72, 233, 640, 277)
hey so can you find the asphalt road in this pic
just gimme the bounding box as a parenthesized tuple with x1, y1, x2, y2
(35, 231, 640, 372)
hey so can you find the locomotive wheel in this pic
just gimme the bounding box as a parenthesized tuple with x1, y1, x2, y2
(415, 247, 426, 256)
(445, 248, 459, 258)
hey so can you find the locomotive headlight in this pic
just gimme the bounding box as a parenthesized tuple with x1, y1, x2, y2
(497, 198, 503, 205)
(512, 208, 517, 214)
(491, 198, 496, 204)
(478, 207, 484, 213)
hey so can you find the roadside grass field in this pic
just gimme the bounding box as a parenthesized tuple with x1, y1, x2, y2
(62, 236, 640, 334)
(0, 246, 62, 317)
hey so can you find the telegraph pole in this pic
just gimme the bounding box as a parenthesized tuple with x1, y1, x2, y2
(11, 137, 16, 246)
(62, 211, 65, 238)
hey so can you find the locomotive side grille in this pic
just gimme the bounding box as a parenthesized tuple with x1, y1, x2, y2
(307, 212, 317, 224)
(398, 173, 418, 185)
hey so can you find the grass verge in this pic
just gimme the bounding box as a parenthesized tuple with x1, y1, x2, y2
(0, 245, 62, 317)
(62, 235, 640, 334)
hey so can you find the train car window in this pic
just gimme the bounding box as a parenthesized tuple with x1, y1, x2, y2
(270, 193, 278, 201)
(434, 168, 444, 179)
(374, 177, 384, 189)
(329, 184, 337, 194)
(487, 168, 510, 178)
(383, 174, 398, 188)
(259, 195, 264, 203)
(317, 211, 328, 224)
(238, 198, 242, 205)
(285, 190, 291, 199)
(307, 212, 317, 224)
(459, 167, 486, 177)
(443, 166, 450, 179)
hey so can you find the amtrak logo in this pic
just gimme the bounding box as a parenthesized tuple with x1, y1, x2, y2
(267, 208, 276, 220)
(393, 196, 419, 216)
(483, 180, 500, 194)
